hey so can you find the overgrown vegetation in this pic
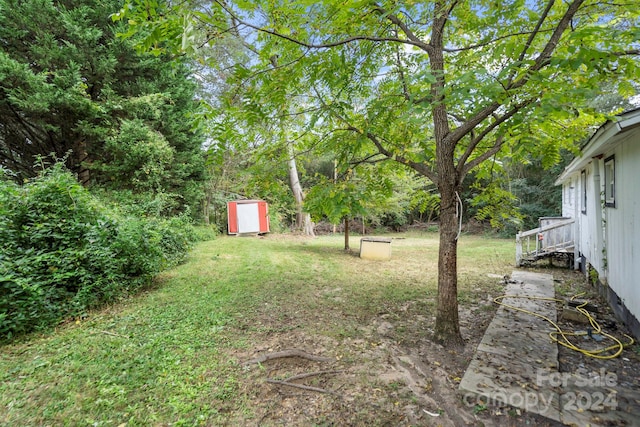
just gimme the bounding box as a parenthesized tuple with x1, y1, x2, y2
(0, 165, 195, 341)
(0, 0, 207, 218)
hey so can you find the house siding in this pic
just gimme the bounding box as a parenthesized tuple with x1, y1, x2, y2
(572, 162, 604, 274)
(561, 177, 576, 218)
(604, 131, 640, 322)
(555, 108, 640, 338)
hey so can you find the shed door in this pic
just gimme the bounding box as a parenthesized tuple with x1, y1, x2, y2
(237, 203, 260, 233)
(227, 202, 238, 234)
(257, 201, 270, 233)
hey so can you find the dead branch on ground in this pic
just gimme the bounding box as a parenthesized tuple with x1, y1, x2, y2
(243, 349, 335, 365)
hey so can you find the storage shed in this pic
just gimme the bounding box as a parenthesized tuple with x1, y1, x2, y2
(227, 200, 270, 235)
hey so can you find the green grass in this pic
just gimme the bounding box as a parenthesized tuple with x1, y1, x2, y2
(0, 232, 514, 425)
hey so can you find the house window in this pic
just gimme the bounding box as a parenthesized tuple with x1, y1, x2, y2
(604, 155, 615, 207)
(581, 170, 587, 214)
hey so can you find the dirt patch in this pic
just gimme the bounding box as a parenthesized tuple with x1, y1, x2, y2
(220, 267, 638, 426)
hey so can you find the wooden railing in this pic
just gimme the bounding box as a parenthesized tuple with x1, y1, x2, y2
(516, 217, 575, 266)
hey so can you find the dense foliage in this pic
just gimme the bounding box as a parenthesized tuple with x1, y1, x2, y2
(0, 0, 206, 216)
(0, 165, 195, 341)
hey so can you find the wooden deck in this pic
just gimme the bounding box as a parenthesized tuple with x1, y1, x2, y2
(516, 217, 575, 267)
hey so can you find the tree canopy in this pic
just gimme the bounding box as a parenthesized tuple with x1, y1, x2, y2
(119, 0, 640, 343)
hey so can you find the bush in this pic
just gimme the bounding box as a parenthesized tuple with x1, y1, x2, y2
(0, 165, 195, 342)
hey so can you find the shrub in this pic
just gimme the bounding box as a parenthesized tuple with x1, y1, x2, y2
(0, 165, 195, 342)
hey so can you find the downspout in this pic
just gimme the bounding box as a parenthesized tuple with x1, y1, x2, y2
(572, 181, 579, 270)
(592, 159, 606, 280)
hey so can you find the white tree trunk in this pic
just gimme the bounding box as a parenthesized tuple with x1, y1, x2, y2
(288, 149, 315, 236)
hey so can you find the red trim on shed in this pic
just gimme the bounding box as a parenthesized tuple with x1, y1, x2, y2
(257, 201, 270, 233)
(227, 201, 238, 234)
(227, 200, 270, 234)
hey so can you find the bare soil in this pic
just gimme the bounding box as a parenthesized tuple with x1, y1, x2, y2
(222, 266, 639, 426)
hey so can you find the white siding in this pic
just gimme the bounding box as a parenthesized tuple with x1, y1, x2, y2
(579, 164, 595, 267)
(556, 109, 640, 334)
(561, 178, 575, 218)
(567, 161, 606, 275)
(604, 131, 640, 320)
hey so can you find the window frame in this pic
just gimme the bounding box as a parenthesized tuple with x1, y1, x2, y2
(581, 170, 587, 214)
(604, 155, 616, 208)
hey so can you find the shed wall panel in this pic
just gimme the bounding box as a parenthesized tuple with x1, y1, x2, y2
(227, 202, 238, 234)
(257, 201, 270, 233)
(237, 203, 260, 233)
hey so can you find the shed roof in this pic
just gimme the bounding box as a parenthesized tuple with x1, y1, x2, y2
(229, 199, 266, 204)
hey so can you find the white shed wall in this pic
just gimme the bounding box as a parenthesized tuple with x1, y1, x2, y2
(236, 203, 260, 233)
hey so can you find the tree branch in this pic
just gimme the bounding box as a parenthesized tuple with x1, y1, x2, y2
(243, 349, 334, 365)
(394, 44, 412, 101)
(447, 0, 585, 148)
(429, 1, 457, 145)
(365, 131, 438, 182)
(460, 135, 504, 176)
(349, 152, 390, 168)
(265, 378, 338, 395)
(507, 0, 586, 91)
(443, 29, 554, 53)
(213, 0, 427, 51)
(516, 0, 555, 64)
(459, 98, 535, 176)
(373, 3, 434, 54)
(446, 101, 500, 145)
(312, 86, 437, 182)
(280, 369, 345, 382)
(612, 49, 640, 56)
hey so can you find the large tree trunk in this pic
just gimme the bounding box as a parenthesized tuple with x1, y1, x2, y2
(74, 139, 90, 186)
(434, 182, 463, 345)
(288, 149, 315, 236)
(344, 216, 350, 250)
(202, 188, 211, 226)
(432, 132, 464, 345)
(288, 155, 304, 226)
(429, 12, 464, 344)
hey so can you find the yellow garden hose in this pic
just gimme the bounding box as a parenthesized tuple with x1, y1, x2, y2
(493, 294, 635, 360)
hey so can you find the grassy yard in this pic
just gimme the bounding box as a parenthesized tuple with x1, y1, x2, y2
(1, 232, 516, 426)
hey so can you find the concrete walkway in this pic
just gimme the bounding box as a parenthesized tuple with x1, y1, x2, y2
(459, 270, 640, 426)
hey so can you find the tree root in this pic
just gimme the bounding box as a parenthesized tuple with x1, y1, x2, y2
(266, 370, 344, 395)
(243, 349, 335, 365)
(244, 350, 341, 395)
(266, 378, 337, 395)
(281, 369, 344, 382)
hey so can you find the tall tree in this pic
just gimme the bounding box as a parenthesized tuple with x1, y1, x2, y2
(0, 0, 205, 215)
(121, 0, 640, 343)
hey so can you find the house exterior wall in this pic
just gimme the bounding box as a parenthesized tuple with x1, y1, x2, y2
(580, 163, 595, 270)
(588, 160, 606, 275)
(561, 176, 576, 218)
(566, 162, 603, 273)
(603, 130, 640, 322)
(555, 108, 640, 338)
